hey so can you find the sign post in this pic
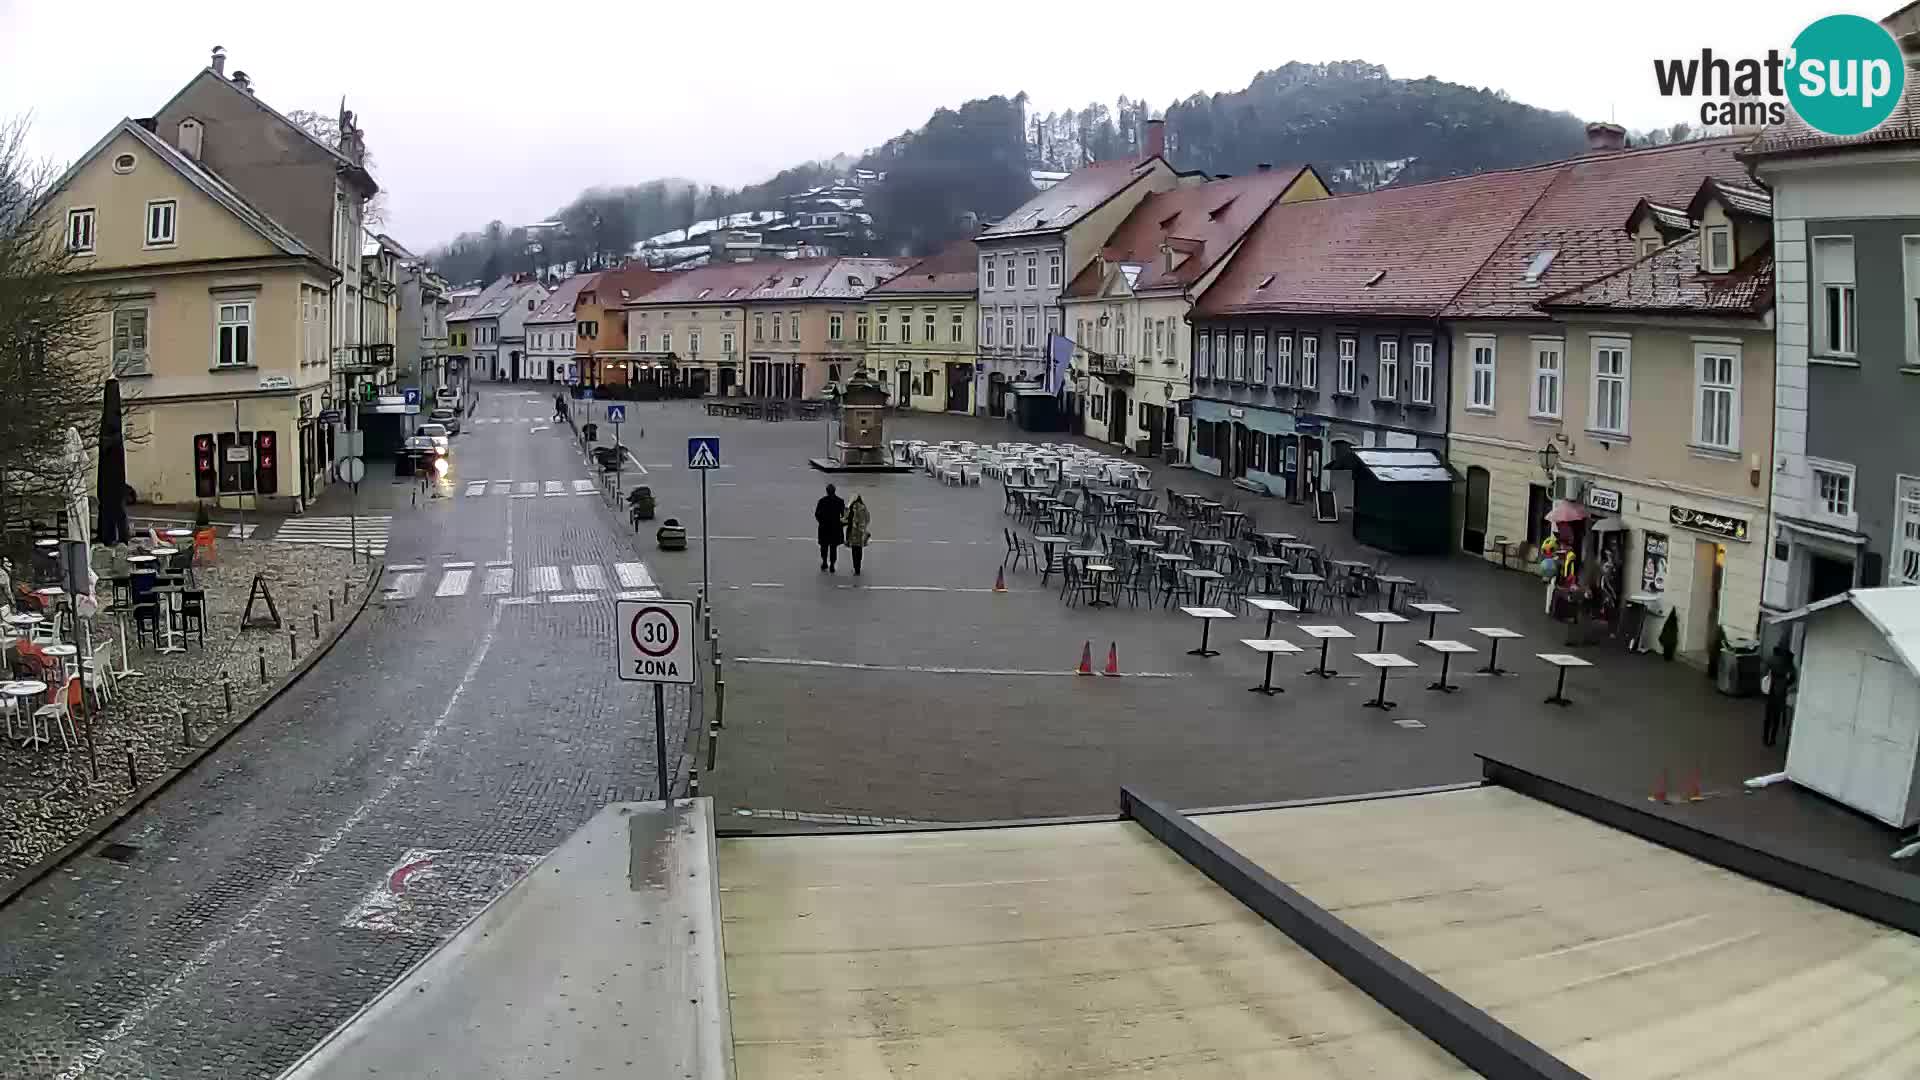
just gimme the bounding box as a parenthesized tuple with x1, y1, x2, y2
(617, 598, 696, 806)
(687, 437, 721, 618)
(607, 404, 627, 492)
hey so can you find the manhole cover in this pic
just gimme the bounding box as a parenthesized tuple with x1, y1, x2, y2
(96, 842, 141, 863)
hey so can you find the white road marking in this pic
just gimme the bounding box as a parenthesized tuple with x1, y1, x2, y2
(547, 592, 598, 604)
(464, 481, 487, 497)
(571, 564, 607, 590)
(733, 657, 1188, 678)
(481, 568, 513, 595)
(496, 596, 540, 606)
(434, 570, 471, 597)
(529, 565, 562, 592)
(383, 572, 423, 599)
(485, 559, 512, 568)
(387, 563, 426, 572)
(612, 562, 654, 589)
(543, 481, 564, 497)
(514, 481, 537, 495)
(572, 479, 595, 494)
(51, 606, 503, 1080)
(614, 589, 663, 600)
(444, 560, 475, 569)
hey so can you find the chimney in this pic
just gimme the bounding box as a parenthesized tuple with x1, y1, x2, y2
(1145, 118, 1166, 161)
(231, 70, 252, 94)
(1256, 162, 1272, 172)
(1585, 121, 1626, 153)
(210, 46, 226, 76)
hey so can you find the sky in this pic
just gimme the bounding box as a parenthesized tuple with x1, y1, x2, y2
(1, 0, 1831, 251)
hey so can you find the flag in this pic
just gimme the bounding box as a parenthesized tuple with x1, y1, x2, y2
(1047, 333, 1073, 395)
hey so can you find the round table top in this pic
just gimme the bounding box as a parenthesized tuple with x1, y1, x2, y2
(164, 528, 194, 538)
(41, 644, 76, 657)
(2, 680, 47, 696)
(34, 538, 59, 548)
(6, 613, 44, 626)
(150, 546, 179, 557)
(1151, 524, 1185, 533)
(35, 586, 65, 596)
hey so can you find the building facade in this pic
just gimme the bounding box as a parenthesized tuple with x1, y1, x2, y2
(43, 119, 336, 510)
(619, 263, 766, 396)
(1748, 73, 1920, 639)
(572, 266, 668, 389)
(862, 241, 980, 411)
(525, 273, 593, 384)
(396, 258, 450, 396)
(740, 258, 912, 400)
(1062, 166, 1327, 458)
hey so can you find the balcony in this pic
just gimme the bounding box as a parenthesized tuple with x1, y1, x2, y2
(336, 342, 395, 375)
(1087, 352, 1135, 381)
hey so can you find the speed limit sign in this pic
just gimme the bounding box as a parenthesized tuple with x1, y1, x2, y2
(616, 599, 695, 684)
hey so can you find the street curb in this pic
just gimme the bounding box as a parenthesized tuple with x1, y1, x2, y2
(0, 562, 387, 911)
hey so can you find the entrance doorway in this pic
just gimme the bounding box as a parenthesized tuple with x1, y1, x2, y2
(1230, 423, 1253, 480)
(988, 375, 1008, 417)
(1463, 466, 1491, 554)
(1526, 484, 1552, 548)
(1108, 388, 1129, 447)
(946, 365, 971, 412)
(1686, 540, 1724, 656)
(1809, 553, 1853, 604)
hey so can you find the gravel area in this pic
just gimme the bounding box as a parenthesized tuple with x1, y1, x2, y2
(0, 542, 375, 880)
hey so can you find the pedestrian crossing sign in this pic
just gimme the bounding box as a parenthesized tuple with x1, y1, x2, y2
(687, 436, 721, 470)
(606, 405, 626, 423)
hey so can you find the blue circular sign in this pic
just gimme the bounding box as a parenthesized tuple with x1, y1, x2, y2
(1787, 15, 1907, 137)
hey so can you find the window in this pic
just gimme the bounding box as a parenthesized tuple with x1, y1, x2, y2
(753, 314, 764, 341)
(1809, 460, 1855, 527)
(1299, 335, 1318, 389)
(1048, 252, 1061, 286)
(1813, 236, 1856, 356)
(1274, 335, 1293, 385)
(689, 330, 701, 355)
(1896, 477, 1920, 586)
(950, 310, 964, 343)
(1252, 334, 1267, 382)
(876, 313, 889, 343)
(661, 331, 672, 354)
(981, 312, 993, 346)
(1590, 338, 1630, 434)
(925, 311, 936, 342)
(1089, 393, 1104, 420)
(1196, 333, 1210, 379)
(1638, 235, 1662, 259)
(1024, 312, 1037, 348)
(721, 331, 734, 354)
(1376, 339, 1399, 398)
(67, 208, 95, 253)
(1115, 319, 1127, 357)
(1026, 254, 1037, 286)
(857, 314, 869, 342)
(828, 313, 842, 340)
(984, 259, 995, 290)
(145, 199, 177, 247)
(216, 301, 252, 367)
(1231, 333, 1246, 382)
(771, 315, 781, 343)
(1143, 318, 1155, 357)
(899, 310, 914, 344)
(1196, 419, 1216, 458)
(1002, 258, 1015, 287)
(1706, 225, 1732, 272)
(1411, 340, 1434, 405)
(1530, 339, 1561, 418)
(1003, 313, 1014, 347)
(1694, 343, 1740, 450)
(1336, 336, 1358, 395)
(1214, 333, 1228, 380)
(635, 332, 648, 351)
(789, 314, 800, 340)
(1467, 336, 1496, 410)
(1907, 237, 1920, 365)
(112, 307, 149, 375)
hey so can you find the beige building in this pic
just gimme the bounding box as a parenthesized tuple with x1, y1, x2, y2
(1454, 177, 1776, 661)
(1062, 166, 1327, 456)
(739, 258, 911, 399)
(861, 241, 979, 411)
(620, 262, 764, 396)
(40, 119, 337, 509)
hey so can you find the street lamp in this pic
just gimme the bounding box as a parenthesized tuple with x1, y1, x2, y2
(1537, 441, 1559, 482)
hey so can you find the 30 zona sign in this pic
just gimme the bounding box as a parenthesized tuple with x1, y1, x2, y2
(616, 599, 695, 684)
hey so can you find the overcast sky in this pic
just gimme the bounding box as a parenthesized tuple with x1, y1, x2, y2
(3, 0, 1824, 250)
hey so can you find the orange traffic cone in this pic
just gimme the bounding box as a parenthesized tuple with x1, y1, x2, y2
(994, 567, 1008, 593)
(1076, 641, 1095, 676)
(1102, 642, 1120, 677)
(1648, 768, 1669, 804)
(1686, 768, 1703, 802)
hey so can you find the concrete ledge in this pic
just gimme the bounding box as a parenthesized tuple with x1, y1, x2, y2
(278, 799, 734, 1080)
(807, 457, 913, 473)
(0, 564, 385, 910)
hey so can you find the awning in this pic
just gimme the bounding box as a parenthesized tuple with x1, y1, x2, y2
(1328, 447, 1455, 483)
(1777, 514, 1869, 547)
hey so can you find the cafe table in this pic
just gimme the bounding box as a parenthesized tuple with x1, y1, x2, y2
(1180, 606, 1235, 657)
(1469, 627, 1523, 675)
(1242, 638, 1303, 695)
(1355, 652, 1417, 711)
(3, 680, 49, 747)
(1032, 535, 1071, 581)
(1244, 596, 1298, 637)
(1249, 555, 1289, 593)
(1355, 610, 1409, 652)
(1408, 601, 1459, 638)
(1296, 624, 1354, 677)
(1418, 639, 1477, 693)
(1374, 573, 1416, 610)
(1538, 653, 1593, 706)
(1181, 568, 1225, 607)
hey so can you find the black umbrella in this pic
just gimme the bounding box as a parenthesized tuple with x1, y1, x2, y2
(95, 377, 130, 546)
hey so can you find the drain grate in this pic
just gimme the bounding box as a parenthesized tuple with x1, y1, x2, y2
(95, 842, 141, 863)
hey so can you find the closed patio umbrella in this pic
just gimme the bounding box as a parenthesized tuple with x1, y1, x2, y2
(1544, 500, 1588, 525)
(95, 377, 131, 547)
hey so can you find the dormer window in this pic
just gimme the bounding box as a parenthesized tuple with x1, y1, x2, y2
(1638, 236, 1662, 259)
(1706, 226, 1733, 273)
(1523, 250, 1557, 283)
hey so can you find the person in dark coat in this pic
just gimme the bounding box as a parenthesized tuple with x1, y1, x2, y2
(1763, 642, 1797, 748)
(814, 484, 846, 571)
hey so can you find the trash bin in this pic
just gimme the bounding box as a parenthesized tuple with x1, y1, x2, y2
(656, 517, 687, 552)
(581, 422, 598, 443)
(1716, 634, 1763, 696)
(592, 446, 621, 472)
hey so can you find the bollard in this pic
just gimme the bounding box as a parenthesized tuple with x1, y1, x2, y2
(688, 767, 700, 800)
(257, 646, 267, 684)
(715, 676, 726, 731)
(329, 596, 336, 621)
(126, 750, 138, 791)
(289, 631, 298, 662)
(705, 719, 719, 770)
(181, 709, 192, 748)
(223, 672, 233, 715)
(312, 604, 320, 639)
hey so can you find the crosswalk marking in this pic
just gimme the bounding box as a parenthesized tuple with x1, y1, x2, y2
(384, 571, 423, 599)
(444, 561, 475, 569)
(435, 569, 471, 597)
(482, 567, 513, 594)
(273, 515, 390, 556)
(465, 481, 488, 497)
(572, 565, 607, 590)
(572, 479, 595, 495)
(615, 589, 664, 600)
(529, 565, 562, 592)
(543, 481, 564, 497)
(515, 482, 537, 495)
(613, 562, 654, 589)
(548, 593, 597, 604)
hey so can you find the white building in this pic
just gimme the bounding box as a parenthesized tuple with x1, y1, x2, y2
(525, 274, 592, 383)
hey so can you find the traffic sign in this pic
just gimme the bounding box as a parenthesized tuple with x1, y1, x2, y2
(606, 404, 626, 424)
(318, 409, 342, 424)
(403, 387, 422, 406)
(338, 456, 367, 484)
(616, 599, 695, 684)
(687, 436, 721, 470)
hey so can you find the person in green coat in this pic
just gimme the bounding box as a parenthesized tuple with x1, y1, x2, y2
(843, 495, 872, 576)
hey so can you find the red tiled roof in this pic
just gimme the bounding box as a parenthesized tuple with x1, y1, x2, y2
(739, 257, 915, 302)
(978, 158, 1160, 240)
(1743, 64, 1920, 159)
(867, 239, 979, 295)
(1541, 236, 1774, 317)
(1439, 137, 1752, 319)
(621, 262, 776, 306)
(1062, 167, 1316, 299)
(526, 273, 600, 324)
(1688, 177, 1772, 219)
(1194, 167, 1563, 319)
(593, 266, 673, 306)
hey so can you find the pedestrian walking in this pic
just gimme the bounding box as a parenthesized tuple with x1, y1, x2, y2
(843, 494, 871, 576)
(814, 484, 846, 572)
(1763, 641, 1797, 748)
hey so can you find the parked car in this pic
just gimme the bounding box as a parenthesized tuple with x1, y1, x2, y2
(414, 423, 451, 457)
(428, 407, 462, 436)
(399, 435, 445, 477)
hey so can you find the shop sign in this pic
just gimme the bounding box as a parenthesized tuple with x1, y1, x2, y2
(299, 394, 313, 419)
(1642, 532, 1669, 593)
(1227, 407, 1245, 419)
(1585, 486, 1621, 513)
(258, 374, 292, 391)
(1669, 504, 1749, 542)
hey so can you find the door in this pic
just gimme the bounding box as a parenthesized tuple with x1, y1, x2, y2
(1463, 467, 1490, 554)
(898, 370, 912, 406)
(1109, 389, 1128, 447)
(1142, 404, 1164, 457)
(1686, 540, 1722, 656)
(1231, 423, 1251, 480)
(1849, 654, 1910, 824)
(1526, 484, 1552, 548)
(947, 366, 971, 412)
(1809, 554, 1854, 604)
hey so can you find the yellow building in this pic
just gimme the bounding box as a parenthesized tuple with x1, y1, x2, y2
(40, 119, 336, 510)
(740, 258, 912, 399)
(861, 241, 979, 411)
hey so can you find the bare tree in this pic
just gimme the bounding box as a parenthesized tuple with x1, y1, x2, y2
(0, 116, 117, 554)
(286, 108, 389, 227)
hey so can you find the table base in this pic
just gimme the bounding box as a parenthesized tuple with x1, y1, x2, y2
(1544, 668, 1573, 706)
(1365, 669, 1397, 710)
(1249, 654, 1284, 695)
(1188, 619, 1219, 658)
(1476, 639, 1510, 676)
(156, 645, 186, 655)
(1307, 638, 1338, 678)
(1426, 655, 1458, 693)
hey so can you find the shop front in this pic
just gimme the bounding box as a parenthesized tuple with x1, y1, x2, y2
(1327, 447, 1457, 555)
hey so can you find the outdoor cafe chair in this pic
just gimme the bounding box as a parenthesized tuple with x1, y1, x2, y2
(1155, 563, 1191, 609)
(31, 675, 81, 751)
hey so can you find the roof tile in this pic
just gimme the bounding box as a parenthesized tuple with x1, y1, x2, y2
(1063, 167, 1314, 298)
(867, 239, 979, 295)
(1743, 63, 1920, 159)
(1540, 235, 1774, 317)
(979, 158, 1157, 240)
